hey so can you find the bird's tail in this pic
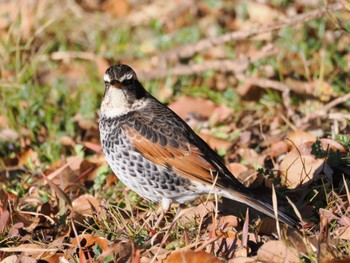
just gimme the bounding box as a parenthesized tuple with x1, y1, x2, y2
(223, 189, 299, 227)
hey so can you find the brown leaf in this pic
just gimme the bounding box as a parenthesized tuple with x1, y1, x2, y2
(102, 0, 131, 17)
(0, 255, 19, 263)
(83, 141, 102, 153)
(97, 239, 135, 263)
(319, 138, 346, 152)
(267, 141, 289, 158)
(208, 237, 242, 259)
(59, 136, 75, 147)
(218, 215, 239, 229)
(210, 104, 234, 125)
(37, 253, 70, 263)
(227, 163, 248, 177)
(79, 159, 99, 182)
(319, 208, 339, 223)
(237, 148, 264, 167)
(168, 97, 216, 120)
(0, 128, 19, 142)
(236, 169, 263, 188)
(67, 156, 84, 172)
(198, 133, 232, 151)
(257, 240, 299, 263)
(246, 2, 286, 25)
(286, 131, 316, 149)
(227, 256, 257, 263)
(18, 149, 40, 167)
(214, 230, 237, 238)
(0, 210, 9, 233)
(338, 226, 350, 240)
(72, 194, 101, 216)
(71, 234, 109, 251)
(178, 202, 215, 224)
(74, 113, 97, 131)
(42, 172, 72, 207)
(279, 141, 333, 189)
(165, 250, 223, 263)
(9, 222, 24, 237)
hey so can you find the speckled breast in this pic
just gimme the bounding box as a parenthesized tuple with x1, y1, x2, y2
(99, 116, 194, 203)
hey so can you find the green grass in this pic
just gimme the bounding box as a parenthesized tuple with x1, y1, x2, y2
(1, 1, 350, 262)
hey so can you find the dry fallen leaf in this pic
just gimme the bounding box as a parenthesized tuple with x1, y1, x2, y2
(0, 128, 19, 142)
(207, 237, 243, 259)
(257, 240, 300, 263)
(227, 256, 257, 263)
(236, 169, 264, 188)
(59, 136, 75, 147)
(227, 163, 248, 177)
(71, 234, 109, 251)
(83, 141, 102, 153)
(246, 2, 285, 25)
(0, 210, 9, 233)
(286, 130, 317, 149)
(207, 215, 239, 235)
(198, 133, 233, 151)
(268, 141, 289, 158)
(338, 226, 350, 240)
(165, 250, 223, 263)
(72, 194, 101, 216)
(18, 148, 40, 167)
(97, 239, 136, 263)
(0, 255, 18, 263)
(236, 148, 265, 167)
(210, 104, 234, 125)
(102, 0, 130, 17)
(178, 201, 215, 224)
(67, 156, 84, 172)
(319, 138, 346, 152)
(279, 141, 334, 188)
(168, 96, 217, 120)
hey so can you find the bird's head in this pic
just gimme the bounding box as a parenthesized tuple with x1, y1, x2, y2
(101, 64, 147, 118)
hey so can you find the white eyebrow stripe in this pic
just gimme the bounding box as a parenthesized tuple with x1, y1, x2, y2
(119, 73, 133, 82)
(103, 74, 111, 82)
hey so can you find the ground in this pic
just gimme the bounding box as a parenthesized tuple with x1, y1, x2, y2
(0, 0, 350, 262)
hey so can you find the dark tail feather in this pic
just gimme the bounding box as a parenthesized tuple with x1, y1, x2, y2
(225, 190, 299, 227)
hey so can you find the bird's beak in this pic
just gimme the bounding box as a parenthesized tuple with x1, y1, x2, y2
(109, 80, 122, 89)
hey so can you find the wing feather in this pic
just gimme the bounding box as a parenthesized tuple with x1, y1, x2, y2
(124, 125, 217, 184)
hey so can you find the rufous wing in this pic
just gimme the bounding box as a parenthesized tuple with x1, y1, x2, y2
(124, 125, 219, 185)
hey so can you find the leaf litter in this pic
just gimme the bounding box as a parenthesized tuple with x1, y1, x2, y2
(1, 0, 350, 262)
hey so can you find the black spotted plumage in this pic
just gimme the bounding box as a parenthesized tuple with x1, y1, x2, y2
(99, 64, 299, 227)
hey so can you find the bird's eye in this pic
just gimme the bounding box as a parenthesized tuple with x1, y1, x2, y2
(121, 78, 133, 85)
(110, 79, 120, 86)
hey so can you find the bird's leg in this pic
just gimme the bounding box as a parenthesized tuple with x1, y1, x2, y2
(152, 198, 172, 229)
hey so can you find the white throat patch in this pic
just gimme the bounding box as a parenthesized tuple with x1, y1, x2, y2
(100, 88, 129, 118)
(100, 86, 147, 118)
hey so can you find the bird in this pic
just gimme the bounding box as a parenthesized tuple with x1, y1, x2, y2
(99, 64, 298, 227)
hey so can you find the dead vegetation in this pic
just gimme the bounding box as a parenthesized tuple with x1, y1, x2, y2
(1, 0, 350, 262)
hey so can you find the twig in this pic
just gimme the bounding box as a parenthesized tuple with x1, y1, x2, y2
(138, 59, 249, 80)
(138, 44, 278, 80)
(235, 75, 289, 92)
(235, 75, 297, 120)
(51, 51, 96, 61)
(159, 2, 343, 61)
(301, 93, 350, 126)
